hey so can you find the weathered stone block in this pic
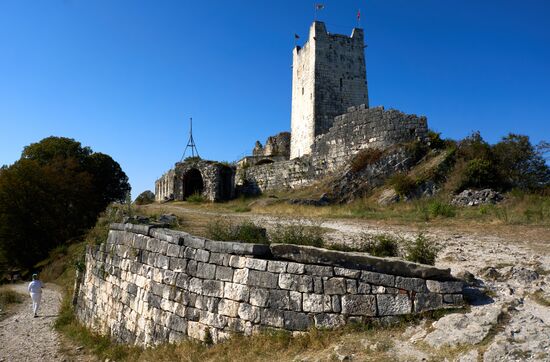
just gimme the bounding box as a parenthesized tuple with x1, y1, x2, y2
(224, 283, 249, 302)
(334, 267, 361, 279)
(229, 255, 247, 268)
(358, 282, 371, 294)
(426, 280, 463, 294)
(267, 260, 287, 273)
(186, 260, 198, 277)
(196, 262, 216, 279)
(313, 277, 323, 293)
(199, 310, 228, 329)
(187, 321, 209, 341)
(195, 249, 210, 263)
(287, 262, 305, 274)
(377, 294, 412, 316)
(269, 289, 290, 309)
(248, 270, 278, 288)
(215, 265, 234, 282)
(168, 314, 187, 333)
(414, 293, 443, 313)
(237, 303, 261, 323)
(305, 265, 334, 277)
(155, 255, 170, 270)
(341, 295, 377, 316)
(166, 244, 181, 258)
(218, 299, 240, 317)
(314, 313, 345, 329)
(169, 257, 187, 272)
(202, 280, 224, 298)
(283, 311, 312, 331)
(324, 277, 346, 295)
(303, 293, 332, 313)
(183, 247, 196, 260)
(260, 308, 284, 328)
(361, 271, 394, 287)
(332, 295, 341, 313)
(188, 278, 203, 295)
(278, 273, 313, 293)
(244, 258, 267, 271)
(183, 236, 206, 250)
(395, 276, 428, 293)
(443, 294, 464, 305)
(175, 273, 189, 290)
(249, 287, 269, 307)
(233, 268, 249, 284)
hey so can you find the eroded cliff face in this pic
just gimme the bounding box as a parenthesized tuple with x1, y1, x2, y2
(75, 223, 463, 346)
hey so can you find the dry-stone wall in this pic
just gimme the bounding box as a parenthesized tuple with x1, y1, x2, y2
(76, 224, 463, 346)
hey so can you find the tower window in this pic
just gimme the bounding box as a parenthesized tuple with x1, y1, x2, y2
(302, 87, 304, 95)
(339, 78, 343, 90)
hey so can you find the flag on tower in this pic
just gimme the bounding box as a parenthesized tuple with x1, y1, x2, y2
(357, 9, 361, 21)
(315, 3, 325, 10)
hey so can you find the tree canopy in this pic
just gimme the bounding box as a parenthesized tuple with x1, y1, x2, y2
(0, 137, 130, 268)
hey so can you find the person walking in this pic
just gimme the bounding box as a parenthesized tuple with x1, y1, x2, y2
(28, 274, 43, 317)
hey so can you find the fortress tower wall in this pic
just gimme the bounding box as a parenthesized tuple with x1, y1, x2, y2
(290, 22, 369, 159)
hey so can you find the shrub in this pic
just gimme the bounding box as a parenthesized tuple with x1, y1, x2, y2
(186, 192, 206, 203)
(405, 140, 430, 163)
(458, 158, 499, 191)
(387, 173, 417, 197)
(206, 219, 268, 244)
(405, 233, 440, 265)
(269, 222, 324, 248)
(427, 200, 456, 218)
(350, 148, 384, 172)
(427, 131, 446, 150)
(347, 234, 400, 257)
(0, 289, 23, 307)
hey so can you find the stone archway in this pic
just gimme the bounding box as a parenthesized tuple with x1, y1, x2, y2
(182, 168, 204, 199)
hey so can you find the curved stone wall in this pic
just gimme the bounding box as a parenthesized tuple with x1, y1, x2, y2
(75, 223, 464, 346)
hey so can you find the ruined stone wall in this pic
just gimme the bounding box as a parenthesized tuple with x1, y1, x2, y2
(238, 106, 427, 194)
(155, 169, 176, 202)
(75, 224, 463, 346)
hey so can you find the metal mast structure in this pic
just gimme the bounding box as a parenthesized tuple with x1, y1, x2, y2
(181, 117, 200, 161)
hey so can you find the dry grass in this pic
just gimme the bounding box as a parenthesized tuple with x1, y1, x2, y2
(0, 286, 25, 321)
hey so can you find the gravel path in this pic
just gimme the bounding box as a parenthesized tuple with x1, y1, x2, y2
(0, 283, 64, 362)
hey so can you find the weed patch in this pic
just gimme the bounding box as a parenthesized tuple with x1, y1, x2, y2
(269, 222, 325, 248)
(206, 219, 268, 244)
(405, 233, 440, 265)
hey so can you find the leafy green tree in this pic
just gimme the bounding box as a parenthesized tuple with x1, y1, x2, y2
(492, 134, 549, 190)
(0, 137, 130, 268)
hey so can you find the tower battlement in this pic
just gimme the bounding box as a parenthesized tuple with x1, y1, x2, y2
(290, 21, 369, 159)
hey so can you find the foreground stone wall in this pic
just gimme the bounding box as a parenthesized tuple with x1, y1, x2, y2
(76, 224, 463, 346)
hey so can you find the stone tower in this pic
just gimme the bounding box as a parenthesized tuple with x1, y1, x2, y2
(290, 22, 369, 159)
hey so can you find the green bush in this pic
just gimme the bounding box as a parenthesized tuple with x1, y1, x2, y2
(134, 190, 155, 205)
(427, 131, 446, 150)
(206, 219, 268, 244)
(387, 173, 417, 197)
(458, 158, 499, 191)
(350, 234, 400, 257)
(405, 233, 440, 265)
(269, 222, 324, 248)
(350, 148, 384, 172)
(405, 140, 430, 163)
(427, 200, 456, 218)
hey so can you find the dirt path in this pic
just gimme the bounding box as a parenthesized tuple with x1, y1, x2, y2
(0, 283, 64, 362)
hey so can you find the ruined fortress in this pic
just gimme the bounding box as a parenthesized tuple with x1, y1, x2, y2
(155, 21, 428, 202)
(73, 23, 464, 346)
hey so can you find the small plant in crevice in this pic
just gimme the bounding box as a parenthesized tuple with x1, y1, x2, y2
(350, 148, 384, 172)
(405, 233, 440, 266)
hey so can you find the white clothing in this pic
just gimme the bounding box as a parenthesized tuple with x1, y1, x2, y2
(28, 280, 43, 294)
(30, 292, 42, 315)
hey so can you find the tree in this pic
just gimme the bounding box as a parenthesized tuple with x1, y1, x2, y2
(0, 137, 130, 268)
(492, 134, 549, 190)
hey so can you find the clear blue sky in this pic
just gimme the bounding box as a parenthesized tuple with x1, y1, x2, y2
(1, 0, 549, 197)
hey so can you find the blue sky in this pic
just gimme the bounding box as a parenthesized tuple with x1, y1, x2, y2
(1, 0, 549, 197)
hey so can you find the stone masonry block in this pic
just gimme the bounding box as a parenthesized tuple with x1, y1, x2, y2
(215, 266, 234, 282)
(361, 271, 395, 287)
(229, 255, 247, 268)
(260, 308, 284, 328)
(334, 267, 361, 279)
(187, 321, 209, 341)
(169, 257, 187, 272)
(287, 262, 305, 274)
(283, 311, 312, 331)
(395, 276, 428, 293)
(233, 268, 249, 284)
(248, 270, 278, 289)
(414, 293, 443, 313)
(249, 287, 269, 307)
(278, 273, 313, 293)
(195, 249, 210, 263)
(244, 258, 267, 271)
(341, 295, 377, 316)
(202, 280, 224, 298)
(314, 313, 345, 329)
(377, 294, 412, 316)
(426, 280, 463, 294)
(196, 263, 216, 279)
(267, 260, 287, 273)
(217, 299, 240, 317)
(289, 291, 302, 311)
(224, 283, 249, 302)
(303, 293, 332, 313)
(305, 265, 334, 277)
(323, 277, 346, 295)
(166, 244, 181, 258)
(268, 290, 290, 310)
(238, 303, 261, 323)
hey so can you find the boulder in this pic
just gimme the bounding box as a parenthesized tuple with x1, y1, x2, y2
(451, 189, 503, 207)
